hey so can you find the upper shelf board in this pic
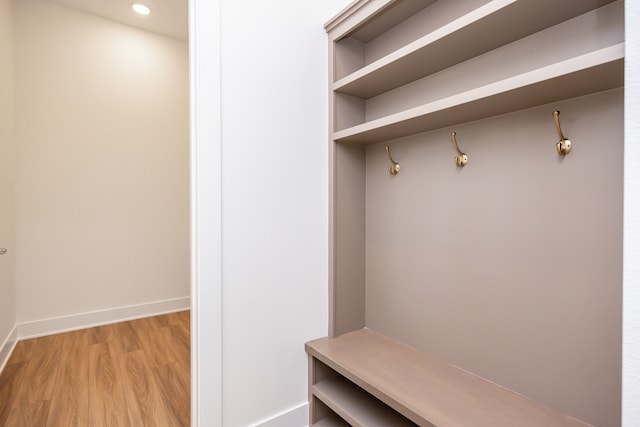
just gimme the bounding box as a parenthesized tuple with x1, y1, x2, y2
(333, 0, 618, 99)
(344, 0, 437, 44)
(333, 44, 624, 145)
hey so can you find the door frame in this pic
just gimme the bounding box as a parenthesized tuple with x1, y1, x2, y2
(189, 0, 223, 426)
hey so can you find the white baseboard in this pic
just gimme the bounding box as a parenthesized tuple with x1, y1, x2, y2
(17, 296, 190, 340)
(0, 324, 18, 375)
(251, 402, 309, 427)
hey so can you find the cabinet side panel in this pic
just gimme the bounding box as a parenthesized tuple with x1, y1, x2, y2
(332, 143, 366, 336)
(365, 89, 623, 427)
(335, 93, 366, 131)
(335, 38, 365, 81)
(310, 357, 340, 423)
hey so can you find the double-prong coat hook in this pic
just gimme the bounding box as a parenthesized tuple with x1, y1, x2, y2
(451, 132, 468, 167)
(553, 110, 571, 156)
(385, 145, 400, 175)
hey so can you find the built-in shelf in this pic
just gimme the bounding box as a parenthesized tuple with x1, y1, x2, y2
(307, 329, 591, 426)
(334, 0, 617, 99)
(334, 44, 624, 144)
(312, 0, 625, 424)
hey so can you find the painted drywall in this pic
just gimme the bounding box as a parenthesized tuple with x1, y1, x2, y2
(624, 1, 640, 425)
(218, 0, 350, 425)
(13, 0, 189, 324)
(0, 0, 16, 350)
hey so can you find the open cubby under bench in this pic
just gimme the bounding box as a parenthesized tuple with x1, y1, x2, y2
(306, 329, 590, 426)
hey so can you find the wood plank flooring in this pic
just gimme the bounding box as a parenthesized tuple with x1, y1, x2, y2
(0, 310, 190, 426)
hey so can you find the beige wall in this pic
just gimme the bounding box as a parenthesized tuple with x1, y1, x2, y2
(13, 0, 189, 323)
(0, 0, 16, 344)
(365, 89, 623, 426)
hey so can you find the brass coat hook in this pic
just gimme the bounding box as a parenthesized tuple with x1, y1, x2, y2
(385, 145, 400, 175)
(553, 110, 571, 155)
(451, 132, 468, 167)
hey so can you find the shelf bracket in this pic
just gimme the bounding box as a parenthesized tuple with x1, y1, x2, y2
(451, 132, 468, 167)
(553, 111, 572, 156)
(385, 146, 400, 175)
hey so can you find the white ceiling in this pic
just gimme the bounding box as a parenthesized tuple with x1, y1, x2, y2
(48, 0, 188, 41)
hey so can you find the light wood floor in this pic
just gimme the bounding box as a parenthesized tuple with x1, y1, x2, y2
(0, 310, 190, 426)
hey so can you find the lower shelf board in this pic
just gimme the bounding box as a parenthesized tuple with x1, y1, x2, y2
(312, 376, 418, 427)
(312, 414, 351, 427)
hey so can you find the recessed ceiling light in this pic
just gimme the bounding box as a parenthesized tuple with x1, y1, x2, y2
(132, 4, 151, 15)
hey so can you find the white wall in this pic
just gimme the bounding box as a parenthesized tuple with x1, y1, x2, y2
(624, 1, 640, 425)
(0, 0, 16, 354)
(218, 0, 349, 425)
(13, 0, 189, 325)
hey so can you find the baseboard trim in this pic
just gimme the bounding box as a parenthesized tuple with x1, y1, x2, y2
(251, 402, 309, 427)
(17, 296, 190, 340)
(0, 324, 18, 375)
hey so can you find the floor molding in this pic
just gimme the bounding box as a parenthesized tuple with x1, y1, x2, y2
(17, 296, 190, 340)
(0, 324, 18, 375)
(251, 402, 309, 427)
